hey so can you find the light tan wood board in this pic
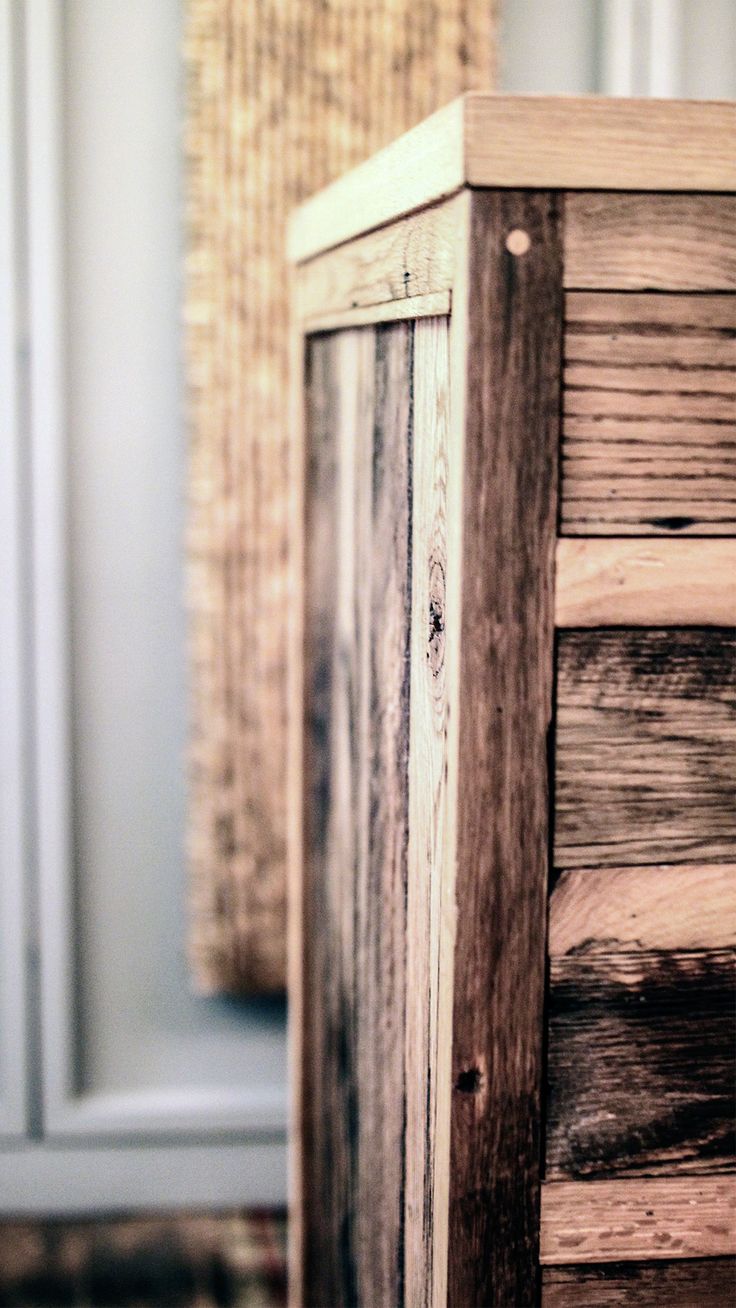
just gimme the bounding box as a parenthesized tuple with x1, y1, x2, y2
(549, 863, 736, 957)
(540, 1176, 736, 1264)
(294, 194, 462, 325)
(556, 539, 736, 627)
(564, 193, 736, 290)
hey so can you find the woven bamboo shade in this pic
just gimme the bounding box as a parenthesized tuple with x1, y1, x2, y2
(184, 0, 497, 993)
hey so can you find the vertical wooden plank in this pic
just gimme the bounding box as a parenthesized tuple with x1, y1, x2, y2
(404, 316, 451, 1308)
(354, 321, 413, 1306)
(447, 191, 563, 1306)
(300, 321, 414, 1308)
(301, 327, 375, 1307)
(300, 330, 346, 1307)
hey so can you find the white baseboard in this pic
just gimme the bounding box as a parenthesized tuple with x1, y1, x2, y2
(0, 1138, 287, 1216)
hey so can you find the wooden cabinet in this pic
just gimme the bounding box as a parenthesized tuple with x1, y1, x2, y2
(288, 96, 736, 1307)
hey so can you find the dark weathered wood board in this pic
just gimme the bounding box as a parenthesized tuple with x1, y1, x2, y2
(301, 329, 362, 1308)
(546, 943, 736, 1178)
(554, 629, 736, 869)
(542, 1258, 736, 1307)
(546, 863, 736, 1178)
(447, 190, 562, 1307)
(301, 323, 413, 1306)
(565, 193, 736, 290)
(562, 292, 736, 535)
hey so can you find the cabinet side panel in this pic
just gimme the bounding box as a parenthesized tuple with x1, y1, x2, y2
(447, 191, 563, 1306)
(301, 323, 414, 1307)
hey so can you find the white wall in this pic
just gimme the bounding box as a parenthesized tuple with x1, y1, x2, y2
(62, 0, 286, 1114)
(500, 0, 736, 98)
(0, 0, 285, 1214)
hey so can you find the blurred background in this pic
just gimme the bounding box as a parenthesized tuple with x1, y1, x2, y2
(1, 0, 734, 1303)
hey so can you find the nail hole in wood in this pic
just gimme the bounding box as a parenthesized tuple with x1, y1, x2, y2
(455, 1066, 482, 1094)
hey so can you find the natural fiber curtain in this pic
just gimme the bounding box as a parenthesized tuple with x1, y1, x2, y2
(185, 0, 497, 994)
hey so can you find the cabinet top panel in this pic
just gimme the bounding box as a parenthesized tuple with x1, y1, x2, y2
(288, 94, 736, 264)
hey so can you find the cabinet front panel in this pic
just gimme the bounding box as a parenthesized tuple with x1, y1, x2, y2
(546, 186, 736, 1295)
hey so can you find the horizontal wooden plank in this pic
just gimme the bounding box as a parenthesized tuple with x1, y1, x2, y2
(555, 539, 736, 627)
(303, 290, 450, 334)
(546, 943, 735, 1178)
(465, 97, 736, 194)
(543, 1257, 736, 1307)
(289, 97, 736, 264)
(565, 194, 736, 290)
(562, 292, 736, 535)
(547, 864, 736, 1180)
(555, 629, 736, 869)
(549, 864, 736, 957)
(540, 1176, 736, 1264)
(294, 195, 461, 324)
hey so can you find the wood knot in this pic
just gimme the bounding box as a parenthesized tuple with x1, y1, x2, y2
(427, 559, 445, 676)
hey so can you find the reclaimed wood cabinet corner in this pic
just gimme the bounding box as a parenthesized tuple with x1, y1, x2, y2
(287, 95, 736, 1307)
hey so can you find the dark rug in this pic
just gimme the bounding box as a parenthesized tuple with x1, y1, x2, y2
(0, 1212, 286, 1307)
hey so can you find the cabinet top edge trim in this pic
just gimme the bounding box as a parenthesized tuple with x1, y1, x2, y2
(288, 94, 736, 265)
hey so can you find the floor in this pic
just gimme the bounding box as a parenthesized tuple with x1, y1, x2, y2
(0, 1213, 287, 1307)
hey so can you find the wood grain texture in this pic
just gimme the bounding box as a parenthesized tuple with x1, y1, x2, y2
(303, 289, 451, 334)
(549, 863, 736, 957)
(404, 317, 451, 1308)
(562, 292, 736, 536)
(555, 539, 736, 627)
(555, 629, 736, 869)
(547, 868, 736, 1181)
(543, 1258, 736, 1307)
(299, 318, 459, 1307)
(546, 946, 735, 1179)
(540, 1176, 736, 1264)
(355, 321, 413, 1306)
(301, 329, 370, 1307)
(464, 97, 736, 194)
(447, 191, 562, 1307)
(565, 194, 736, 291)
(187, 0, 497, 994)
(294, 195, 461, 325)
